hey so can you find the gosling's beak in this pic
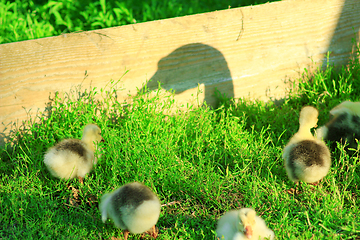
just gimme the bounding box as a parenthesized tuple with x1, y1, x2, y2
(245, 226, 253, 239)
(100, 138, 105, 143)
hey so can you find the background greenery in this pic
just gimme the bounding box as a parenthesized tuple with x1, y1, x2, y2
(0, 0, 279, 44)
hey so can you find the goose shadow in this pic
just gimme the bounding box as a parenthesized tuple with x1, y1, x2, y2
(140, 43, 234, 108)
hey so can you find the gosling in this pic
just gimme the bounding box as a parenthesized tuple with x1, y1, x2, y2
(216, 208, 275, 240)
(316, 101, 360, 151)
(43, 124, 104, 183)
(283, 106, 331, 184)
(99, 182, 161, 240)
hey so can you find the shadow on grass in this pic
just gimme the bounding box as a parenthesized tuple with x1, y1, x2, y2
(0, 188, 103, 239)
(159, 205, 218, 239)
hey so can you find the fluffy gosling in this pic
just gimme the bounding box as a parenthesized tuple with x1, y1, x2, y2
(316, 101, 360, 150)
(283, 106, 331, 184)
(43, 124, 104, 183)
(99, 182, 161, 240)
(216, 208, 274, 240)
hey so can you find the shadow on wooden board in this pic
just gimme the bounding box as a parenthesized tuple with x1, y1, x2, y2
(140, 43, 233, 108)
(322, 0, 360, 69)
(0, 102, 53, 147)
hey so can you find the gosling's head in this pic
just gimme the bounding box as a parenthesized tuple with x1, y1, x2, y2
(82, 124, 104, 146)
(299, 106, 319, 129)
(330, 101, 360, 116)
(238, 208, 256, 239)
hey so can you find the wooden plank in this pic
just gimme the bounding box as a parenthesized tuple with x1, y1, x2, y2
(1, 0, 360, 144)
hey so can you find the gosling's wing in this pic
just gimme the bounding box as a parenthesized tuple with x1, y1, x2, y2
(216, 211, 239, 240)
(253, 216, 275, 240)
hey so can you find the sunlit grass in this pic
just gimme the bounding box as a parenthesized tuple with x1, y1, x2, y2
(1, 47, 360, 239)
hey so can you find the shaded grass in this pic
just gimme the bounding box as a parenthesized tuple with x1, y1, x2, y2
(1, 49, 360, 239)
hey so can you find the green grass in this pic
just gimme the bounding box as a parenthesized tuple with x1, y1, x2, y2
(1, 0, 359, 239)
(0, 0, 280, 44)
(1, 46, 360, 239)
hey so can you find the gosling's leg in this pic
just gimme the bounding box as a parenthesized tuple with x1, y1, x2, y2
(152, 225, 158, 239)
(295, 181, 300, 195)
(309, 180, 320, 186)
(123, 230, 129, 240)
(78, 176, 84, 184)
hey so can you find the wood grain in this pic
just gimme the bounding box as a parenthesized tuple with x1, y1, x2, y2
(1, 0, 360, 143)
